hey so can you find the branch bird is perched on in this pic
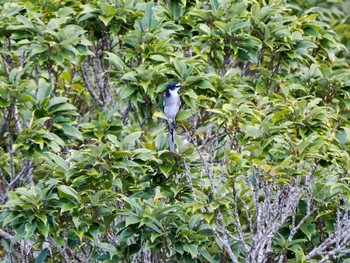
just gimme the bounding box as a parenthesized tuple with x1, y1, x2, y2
(163, 82, 181, 152)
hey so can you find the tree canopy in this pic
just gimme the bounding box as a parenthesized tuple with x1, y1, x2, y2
(1, 0, 350, 262)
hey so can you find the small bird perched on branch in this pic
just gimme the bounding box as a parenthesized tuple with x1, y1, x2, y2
(163, 82, 181, 152)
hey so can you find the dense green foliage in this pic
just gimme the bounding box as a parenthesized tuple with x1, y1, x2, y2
(1, 0, 350, 262)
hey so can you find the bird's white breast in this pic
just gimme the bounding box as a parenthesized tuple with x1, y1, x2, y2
(164, 90, 181, 123)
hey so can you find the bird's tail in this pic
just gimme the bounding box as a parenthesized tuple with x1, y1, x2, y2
(168, 122, 175, 152)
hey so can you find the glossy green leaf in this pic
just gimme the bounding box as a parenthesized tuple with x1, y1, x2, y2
(126, 216, 141, 226)
(122, 132, 142, 147)
(35, 248, 48, 263)
(105, 52, 126, 71)
(58, 185, 81, 203)
(176, 110, 192, 121)
(119, 85, 136, 100)
(183, 243, 198, 258)
(300, 224, 316, 241)
(37, 220, 49, 238)
(62, 124, 83, 141)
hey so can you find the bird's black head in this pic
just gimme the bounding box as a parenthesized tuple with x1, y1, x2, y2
(165, 82, 181, 97)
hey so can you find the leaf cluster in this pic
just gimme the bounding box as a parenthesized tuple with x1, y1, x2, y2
(1, 0, 350, 262)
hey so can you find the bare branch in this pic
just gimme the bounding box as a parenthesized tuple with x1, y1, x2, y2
(79, 64, 104, 108)
(232, 184, 250, 253)
(0, 229, 13, 241)
(211, 223, 239, 263)
(0, 228, 33, 261)
(6, 106, 15, 183)
(306, 200, 350, 261)
(242, 166, 317, 263)
(47, 236, 70, 263)
(8, 160, 34, 190)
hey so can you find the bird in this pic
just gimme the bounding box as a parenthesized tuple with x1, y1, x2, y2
(163, 82, 181, 152)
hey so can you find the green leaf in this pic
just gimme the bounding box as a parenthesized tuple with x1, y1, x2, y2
(121, 71, 137, 81)
(44, 152, 69, 171)
(48, 97, 69, 108)
(113, 161, 129, 171)
(25, 221, 36, 239)
(122, 196, 142, 211)
(58, 185, 81, 203)
(61, 202, 76, 212)
(31, 117, 51, 129)
(97, 242, 118, 256)
(37, 79, 53, 100)
(126, 216, 141, 226)
(50, 103, 77, 113)
(146, 221, 163, 234)
(9, 68, 18, 84)
(139, 1, 155, 31)
(199, 24, 211, 35)
(107, 134, 121, 146)
(16, 15, 35, 29)
(300, 224, 316, 241)
(100, 2, 117, 17)
(173, 60, 187, 80)
(75, 44, 95, 56)
(119, 85, 136, 100)
(62, 124, 83, 141)
(176, 110, 192, 121)
(98, 15, 114, 27)
(153, 111, 167, 120)
(105, 51, 126, 71)
(18, 93, 36, 103)
(189, 214, 203, 230)
(37, 220, 49, 238)
(183, 243, 198, 258)
(119, 226, 136, 241)
(288, 244, 305, 262)
(203, 212, 214, 223)
(31, 46, 47, 56)
(199, 246, 214, 262)
(245, 125, 262, 138)
(57, 7, 76, 17)
(122, 132, 142, 147)
(155, 133, 166, 151)
(45, 133, 66, 147)
(35, 248, 48, 263)
(36, 213, 47, 224)
(160, 163, 172, 176)
(150, 55, 168, 62)
(11, 224, 25, 245)
(210, 0, 219, 10)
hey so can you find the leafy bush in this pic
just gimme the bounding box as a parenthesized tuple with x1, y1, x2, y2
(1, 0, 350, 262)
